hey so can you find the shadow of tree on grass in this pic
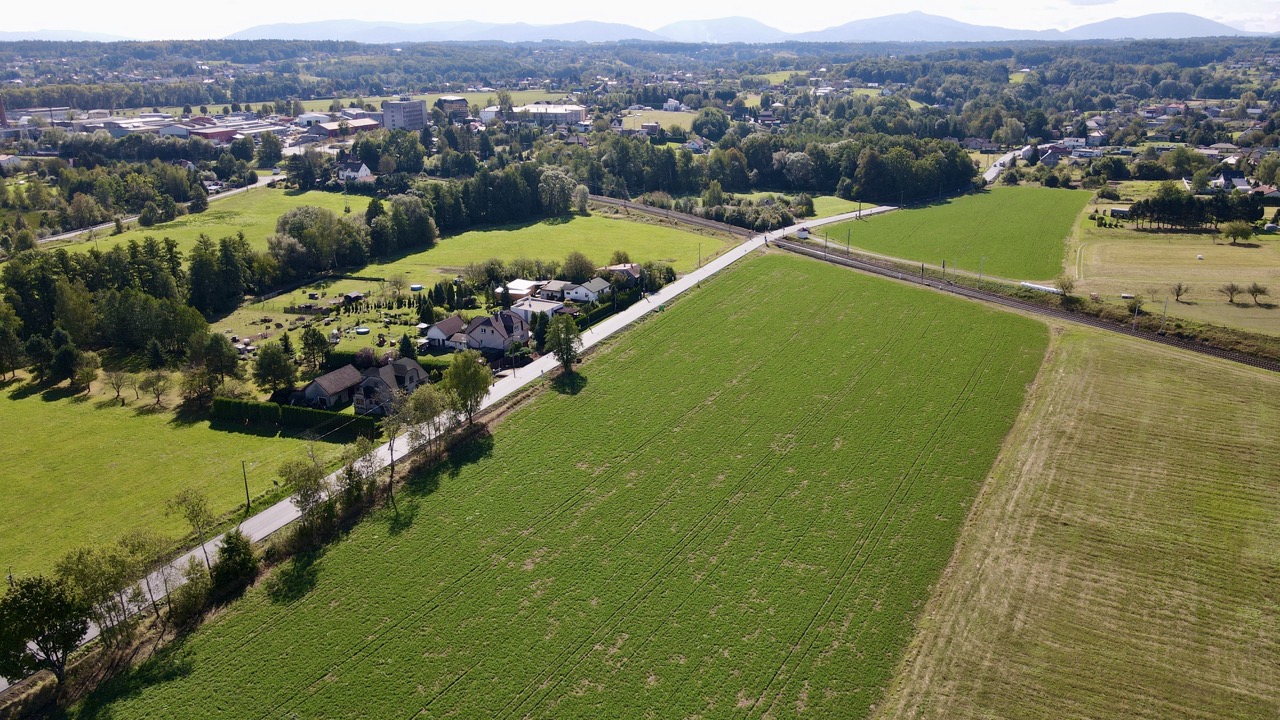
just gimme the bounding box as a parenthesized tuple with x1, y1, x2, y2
(551, 371, 588, 396)
(265, 550, 321, 605)
(64, 642, 195, 720)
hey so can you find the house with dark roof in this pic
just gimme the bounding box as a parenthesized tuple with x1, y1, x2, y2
(425, 315, 467, 347)
(603, 263, 642, 286)
(567, 277, 612, 303)
(352, 357, 428, 416)
(302, 364, 363, 409)
(539, 280, 577, 301)
(465, 310, 529, 352)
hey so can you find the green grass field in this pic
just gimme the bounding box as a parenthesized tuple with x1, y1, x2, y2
(49, 188, 369, 259)
(78, 253, 1048, 719)
(214, 213, 734, 342)
(0, 378, 341, 577)
(878, 326, 1280, 719)
(621, 110, 694, 131)
(822, 186, 1092, 280)
(1074, 220, 1280, 335)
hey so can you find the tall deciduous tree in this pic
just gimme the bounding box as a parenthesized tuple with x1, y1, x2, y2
(442, 350, 490, 425)
(279, 454, 326, 530)
(0, 576, 90, 693)
(168, 487, 214, 568)
(546, 315, 583, 373)
(562, 251, 596, 284)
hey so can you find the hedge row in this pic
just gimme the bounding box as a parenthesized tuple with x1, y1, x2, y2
(212, 397, 379, 438)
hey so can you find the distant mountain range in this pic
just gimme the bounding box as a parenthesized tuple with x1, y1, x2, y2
(227, 12, 1260, 44)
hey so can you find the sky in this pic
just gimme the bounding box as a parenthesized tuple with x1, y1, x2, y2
(7, 0, 1280, 39)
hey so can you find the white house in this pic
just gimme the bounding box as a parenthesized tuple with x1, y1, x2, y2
(511, 297, 565, 323)
(503, 278, 544, 302)
(539, 280, 577, 301)
(566, 277, 611, 303)
(0, 154, 24, 170)
(465, 311, 529, 352)
(425, 315, 467, 348)
(663, 98, 683, 112)
(338, 162, 373, 183)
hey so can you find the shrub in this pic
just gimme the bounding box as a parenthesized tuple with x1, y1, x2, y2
(210, 530, 259, 600)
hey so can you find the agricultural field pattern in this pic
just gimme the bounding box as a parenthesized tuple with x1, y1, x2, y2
(76, 254, 1048, 718)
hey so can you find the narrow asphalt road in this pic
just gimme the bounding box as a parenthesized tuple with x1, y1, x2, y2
(0, 203, 895, 695)
(982, 151, 1017, 184)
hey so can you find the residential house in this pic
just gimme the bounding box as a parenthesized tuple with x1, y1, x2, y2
(1038, 146, 1071, 167)
(511, 297, 565, 323)
(425, 315, 467, 347)
(603, 263, 642, 286)
(302, 364, 362, 409)
(539, 279, 577, 301)
(503, 278, 544, 302)
(1087, 130, 1107, 146)
(0, 154, 24, 170)
(1210, 170, 1250, 193)
(353, 357, 427, 416)
(1254, 185, 1280, 202)
(338, 162, 373, 183)
(465, 310, 530, 352)
(344, 291, 365, 304)
(567, 277, 612, 303)
(662, 98, 683, 112)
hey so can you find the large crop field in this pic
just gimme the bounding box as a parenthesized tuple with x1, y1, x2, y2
(80, 254, 1047, 719)
(49, 187, 369, 259)
(822, 186, 1092, 280)
(878, 327, 1280, 719)
(0, 379, 341, 577)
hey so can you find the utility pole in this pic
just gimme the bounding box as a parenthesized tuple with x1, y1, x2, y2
(242, 461, 251, 514)
(1132, 298, 1141, 331)
(978, 256, 985, 284)
(1159, 297, 1169, 333)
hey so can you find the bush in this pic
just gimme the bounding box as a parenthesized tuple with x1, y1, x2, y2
(169, 557, 211, 629)
(210, 529, 259, 600)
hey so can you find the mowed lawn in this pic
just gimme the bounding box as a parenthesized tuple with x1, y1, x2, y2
(0, 381, 339, 577)
(878, 327, 1280, 720)
(82, 254, 1048, 719)
(823, 186, 1091, 280)
(1074, 217, 1280, 336)
(217, 213, 733, 340)
(50, 187, 369, 258)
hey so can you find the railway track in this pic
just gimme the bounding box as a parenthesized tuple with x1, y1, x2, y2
(586, 193, 1280, 374)
(773, 239, 1280, 375)
(589, 195, 754, 238)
